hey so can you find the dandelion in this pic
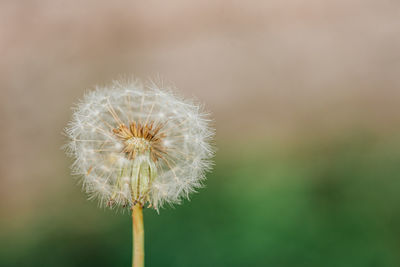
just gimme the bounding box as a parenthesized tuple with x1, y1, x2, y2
(64, 78, 214, 267)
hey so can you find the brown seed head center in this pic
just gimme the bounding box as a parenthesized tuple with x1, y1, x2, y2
(112, 121, 166, 162)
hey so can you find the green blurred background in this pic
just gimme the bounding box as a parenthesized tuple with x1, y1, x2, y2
(1, 1, 400, 266)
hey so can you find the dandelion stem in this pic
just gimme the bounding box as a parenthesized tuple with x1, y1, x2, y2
(132, 205, 144, 267)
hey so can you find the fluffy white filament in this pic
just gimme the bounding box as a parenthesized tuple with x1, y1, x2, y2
(64, 79, 214, 210)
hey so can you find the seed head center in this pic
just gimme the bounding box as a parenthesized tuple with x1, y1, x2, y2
(112, 121, 167, 162)
(126, 137, 151, 152)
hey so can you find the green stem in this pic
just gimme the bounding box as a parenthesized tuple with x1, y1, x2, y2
(132, 205, 144, 267)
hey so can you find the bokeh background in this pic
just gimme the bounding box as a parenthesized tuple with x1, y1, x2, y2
(1, 1, 400, 266)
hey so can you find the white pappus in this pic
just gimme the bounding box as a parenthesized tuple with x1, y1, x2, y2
(64, 79, 215, 211)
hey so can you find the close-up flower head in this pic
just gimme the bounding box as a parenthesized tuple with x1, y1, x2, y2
(65, 79, 214, 211)
(2, 2, 400, 267)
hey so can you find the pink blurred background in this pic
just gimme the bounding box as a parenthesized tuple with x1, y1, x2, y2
(1, 0, 400, 239)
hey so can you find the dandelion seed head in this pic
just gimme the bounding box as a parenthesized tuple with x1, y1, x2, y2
(64, 79, 215, 211)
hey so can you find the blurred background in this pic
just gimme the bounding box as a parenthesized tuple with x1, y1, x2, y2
(1, 0, 400, 266)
